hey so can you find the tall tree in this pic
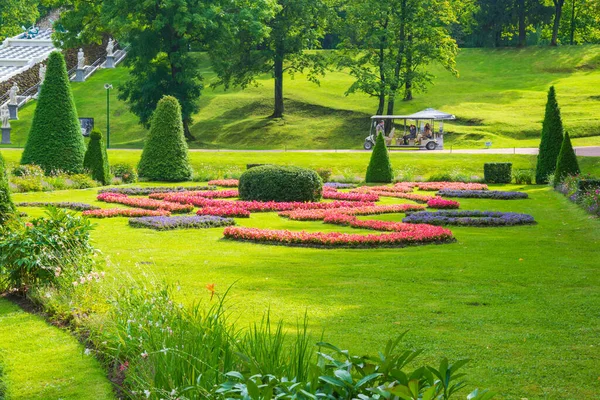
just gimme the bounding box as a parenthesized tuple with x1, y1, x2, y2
(211, 0, 332, 118)
(0, 0, 39, 42)
(551, 0, 565, 46)
(559, 0, 600, 45)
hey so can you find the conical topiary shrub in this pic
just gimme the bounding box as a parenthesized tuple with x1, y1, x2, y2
(536, 86, 564, 184)
(0, 150, 15, 225)
(21, 51, 85, 174)
(83, 129, 111, 185)
(138, 96, 192, 181)
(554, 132, 580, 185)
(365, 132, 393, 183)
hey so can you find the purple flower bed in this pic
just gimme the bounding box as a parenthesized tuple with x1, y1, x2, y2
(16, 202, 100, 211)
(128, 215, 235, 230)
(324, 182, 356, 189)
(403, 210, 536, 226)
(438, 190, 528, 200)
(98, 186, 214, 196)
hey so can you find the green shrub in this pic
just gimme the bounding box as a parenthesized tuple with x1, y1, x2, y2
(239, 165, 322, 202)
(0, 208, 95, 292)
(11, 176, 45, 192)
(513, 169, 533, 185)
(554, 132, 580, 185)
(11, 164, 45, 178)
(111, 163, 138, 184)
(83, 129, 111, 185)
(67, 174, 99, 189)
(365, 132, 393, 183)
(536, 86, 564, 184)
(138, 96, 193, 182)
(0, 151, 15, 224)
(484, 163, 512, 184)
(315, 168, 332, 183)
(20, 51, 86, 174)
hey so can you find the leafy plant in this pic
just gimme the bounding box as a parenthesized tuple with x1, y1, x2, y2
(366, 132, 393, 183)
(11, 164, 45, 178)
(536, 86, 564, 184)
(0, 151, 15, 224)
(484, 163, 512, 184)
(111, 163, 138, 184)
(83, 129, 111, 185)
(513, 169, 533, 185)
(239, 165, 323, 202)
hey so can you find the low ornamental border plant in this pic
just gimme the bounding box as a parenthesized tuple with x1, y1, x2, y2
(97, 193, 194, 213)
(150, 190, 239, 199)
(223, 226, 454, 248)
(196, 206, 251, 218)
(402, 210, 536, 226)
(98, 186, 213, 196)
(323, 182, 356, 189)
(438, 190, 528, 200)
(208, 179, 239, 187)
(16, 202, 100, 211)
(414, 182, 489, 191)
(82, 208, 171, 218)
(128, 215, 235, 230)
(426, 197, 460, 209)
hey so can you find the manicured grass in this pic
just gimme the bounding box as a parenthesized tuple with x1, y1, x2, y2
(5, 46, 600, 149)
(0, 299, 114, 400)
(9, 182, 600, 399)
(2, 148, 600, 180)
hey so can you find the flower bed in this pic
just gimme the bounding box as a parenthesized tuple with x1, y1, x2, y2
(208, 179, 239, 187)
(279, 204, 426, 221)
(97, 193, 194, 213)
(322, 190, 379, 202)
(372, 191, 435, 203)
(82, 208, 171, 218)
(128, 215, 235, 230)
(150, 190, 239, 199)
(16, 202, 100, 211)
(415, 182, 488, 191)
(223, 226, 454, 248)
(324, 182, 356, 189)
(98, 186, 213, 196)
(438, 190, 528, 200)
(196, 205, 251, 218)
(426, 197, 460, 209)
(402, 210, 535, 226)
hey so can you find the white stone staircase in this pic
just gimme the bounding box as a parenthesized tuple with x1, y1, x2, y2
(0, 30, 55, 83)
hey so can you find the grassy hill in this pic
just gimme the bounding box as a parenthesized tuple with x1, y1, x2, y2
(5, 45, 600, 150)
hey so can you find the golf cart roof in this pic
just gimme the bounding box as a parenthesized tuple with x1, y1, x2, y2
(371, 108, 456, 121)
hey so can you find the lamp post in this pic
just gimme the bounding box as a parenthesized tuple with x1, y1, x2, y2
(104, 83, 113, 149)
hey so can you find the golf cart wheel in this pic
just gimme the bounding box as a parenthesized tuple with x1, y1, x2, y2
(425, 141, 437, 150)
(364, 141, 374, 150)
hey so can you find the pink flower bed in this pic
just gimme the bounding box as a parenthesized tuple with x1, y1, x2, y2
(150, 190, 239, 199)
(82, 208, 171, 218)
(415, 182, 488, 191)
(196, 206, 250, 218)
(371, 191, 435, 203)
(322, 191, 379, 202)
(208, 179, 239, 187)
(280, 204, 426, 221)
(426, 197, 460, 209)
(223, 226, 454, 248)
(97, 193, 193, 213)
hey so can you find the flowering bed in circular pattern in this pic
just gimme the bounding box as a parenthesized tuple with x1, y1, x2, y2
(208, 179, 239, 187)
(426, 198, 460, 209)
(438, 190, 528, 200)
(83, 208, 171, 218)
(17, 202, 100, 211)
(98, 186, 213, 196)
(128, 215, 235, 230)
(402, 210, 536, 226)
(97, 193, 194, 213)
(222, 226, 454, 248)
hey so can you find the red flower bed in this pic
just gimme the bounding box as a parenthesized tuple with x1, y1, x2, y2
(97, 193, 193, 213)
(280, 204, 426, 221)
(196, 206, 250, 218)
(371, 191, 435, 203)
(82, 208, 171, 218)
(426, 197, 460, 209)
(415, 182, 488, 191)
(322, 212, 444, 234)
(208, 179, 239, 187)
(322, 191, 379, 202)
(223, 226, 454, 248)
(150, 190, 239, 199)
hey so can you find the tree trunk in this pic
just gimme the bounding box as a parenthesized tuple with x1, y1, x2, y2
(183, 118, 195, 141)
(376, 17, 389, 116)
(272, 48, 284, 118)
(517, 0, 526, 47)
(403, 34, 413, 101)
(569, 0, 576, 45)
(377, 93, 385, 116)
(551, 0, 565, 46)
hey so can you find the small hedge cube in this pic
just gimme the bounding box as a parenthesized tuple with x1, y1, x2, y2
(484, 163, 512, 184)
(239, 165, 322, 202)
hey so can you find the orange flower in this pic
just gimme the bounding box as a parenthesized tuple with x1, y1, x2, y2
(206, 283, 216, 300)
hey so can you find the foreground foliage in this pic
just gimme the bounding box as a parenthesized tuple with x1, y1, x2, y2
(0, 150, 15, 224)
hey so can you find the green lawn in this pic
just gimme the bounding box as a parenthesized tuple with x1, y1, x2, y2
(0, 299, 114, 400)
(5, 46, 600, 150)
(7, 180, 600, 399)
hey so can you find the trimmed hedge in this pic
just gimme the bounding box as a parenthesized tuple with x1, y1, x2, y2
(0, 150, 15, 224)
(83, 129, 111, 185)
(21, 51, 86, 174)
(536, 86, 564, 184)
(484, 163, 512, 184)
(554, 132, 580, 185)
(365, 132, 393, 183)
(238, 165, 322, 202)
(138, 96, 193, 182)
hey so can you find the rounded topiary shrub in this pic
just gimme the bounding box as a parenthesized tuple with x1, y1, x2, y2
(239, 165, 323, 202)
(21, 51, 86, 174)
(83, 129, 111, 185)
(0, 151, 15, 224)
(138, 96, 193, 182)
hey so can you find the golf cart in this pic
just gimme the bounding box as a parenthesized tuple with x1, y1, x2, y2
(364, 108, 455, 151)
